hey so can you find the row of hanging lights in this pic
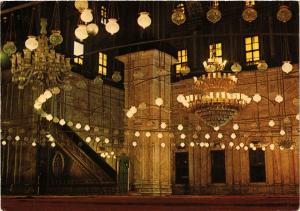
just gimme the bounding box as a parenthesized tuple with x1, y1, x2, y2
(207, 0, 292, 24)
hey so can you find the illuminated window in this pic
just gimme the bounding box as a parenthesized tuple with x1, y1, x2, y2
(209, 43, 222, 59)
(100, 6, 107, 24)
(73, 41, 83, 65)
(245, 36, 260, 65)
(176, 49, 188, 74)
(98, 52, 107, 75)
(245, 0, 255, 7)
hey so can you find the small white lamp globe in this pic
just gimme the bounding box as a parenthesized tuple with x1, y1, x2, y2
(80, 9, 93, 23)
(281, 61, 293, 74)
(75, 24, 88, 41)
(105, 18, 120, 35)
(25, 36, 38, 51)
(137, 12, 151, 29)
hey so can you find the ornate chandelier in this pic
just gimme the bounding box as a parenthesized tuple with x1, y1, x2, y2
(10, 18, 72, 90)
(177, 56, 251, 128)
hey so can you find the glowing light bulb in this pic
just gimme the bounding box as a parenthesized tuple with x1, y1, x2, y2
(269, 120, 275, 127)
(80, 9, 93, 23)
(25, 36, 38, 51)
(2, 140, 7, 146)
(249, 143, 254, 148)
(217, 133, 223, 139)
(75, 123, 82, 129)
(104, 138, 110, 144)
(155, 98, 163, 106)
(270, 144, 275, 150)
(137, 12, 151, 29)
(15, 136, 20, 141)
(132, 141, 137, 147)
(84, 125, 90, 131)
(221, 144, 225, 149)
(233, 123, 239, 130)
(280, 129, 286, 136)
(95, 137, 100, 142)
(180, 142, 185, 148)
(160, 122, 167, 129)
(59, 119, 66, 126)
(190, 142, 195, 147)
(200, 142, 204, 147)
(253, 93, 262, 103)
(44, 90, 52, 99)
(275, 94, 283, 103)
(157, 133, 163, 139)
(244, 146, 248, 151)
(180, 134, 186, 139)
(105, 18, 120, 35)
(161, 142, 166, 148)
(145, 132, 151, 137)
(51, 142, 56, 148)
(252, 146, 257, 151)
(229, 142, 234, 147)
(213, 126, 220, 131)
(177, 94, 185, 103)
(177, 124, 183, 131)
(236, 146, 240, 150)
(85, 137, 91, 143)
(205, 133, 210, 140)
(239, 142, 244, 148)
(135, 131, 140, 137)
(230, 133, 237, 139)
(262, 146, 266, 151)
(32, 142, 37, 147)
(281, 61, 293, 74)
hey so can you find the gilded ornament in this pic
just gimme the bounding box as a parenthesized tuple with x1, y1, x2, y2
(277, 5, 292, 22)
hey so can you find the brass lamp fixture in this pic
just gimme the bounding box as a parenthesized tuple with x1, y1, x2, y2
(206, 1, 222, 24)
(10, 18, 72, 90)
(242, 0, 257, 22)
(177, 55, 251, 128)
(171, 3, 186, 26)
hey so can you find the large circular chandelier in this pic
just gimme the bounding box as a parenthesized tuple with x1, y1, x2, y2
(177, 56, 251, 128)
(10, 18, 72, 90)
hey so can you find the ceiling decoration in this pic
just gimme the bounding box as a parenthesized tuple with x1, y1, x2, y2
(10, 18, 71, 90)
(277, 5, 292, 23)
(242, 0, 257, 22)
(206, 1, 221, 23)
(171, 3, 186, 26)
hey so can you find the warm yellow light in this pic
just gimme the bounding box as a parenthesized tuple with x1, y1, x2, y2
(134, 131, 140, 137)
(269, 120, 275, 127)
(85, 137, 91, 143)
(233, 123, 239, 130)
(75, 123, 82, 129)
(155, 98, 164, 106)
(160, 122, 167, 129)
(177, 124, 183, 131)
(230, 133, 237, 139)
(137, 12, 151, 29)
